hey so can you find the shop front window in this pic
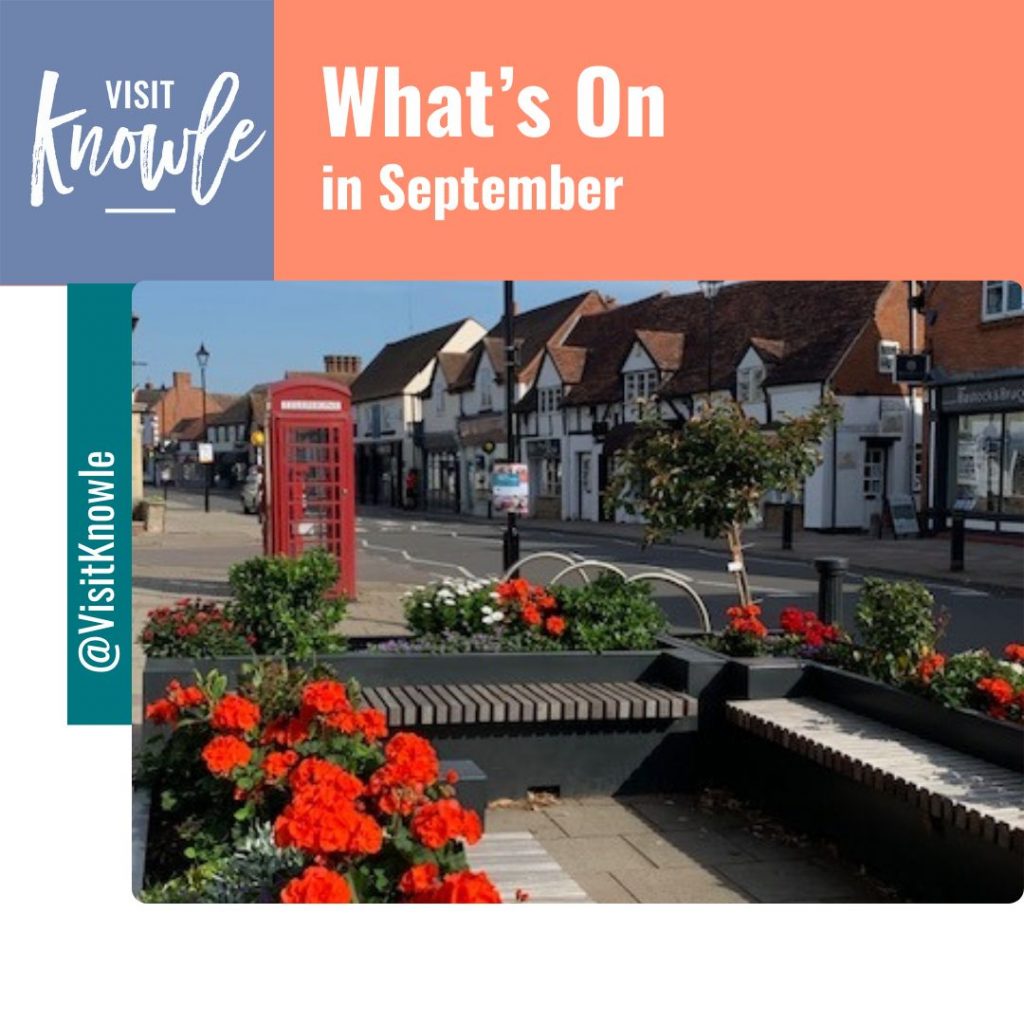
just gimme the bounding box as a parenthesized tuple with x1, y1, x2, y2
(1002, 412, 1024, 516)
(954, 413, 1001, 513)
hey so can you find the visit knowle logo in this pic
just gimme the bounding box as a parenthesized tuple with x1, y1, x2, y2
(30, 69, 267, 214)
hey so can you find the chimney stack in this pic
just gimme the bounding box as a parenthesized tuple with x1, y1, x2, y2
(172, 370, 191, 390)
(323, 354, 362, 377)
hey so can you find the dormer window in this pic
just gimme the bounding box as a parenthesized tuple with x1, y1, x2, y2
(624, 370, 657, 403)
(983, 281, 1023, 321)
(538, 386, 561, 413)
(737, 365, 765, 403)
(435, 385, 445, 413)
(480, 381, 493, 410)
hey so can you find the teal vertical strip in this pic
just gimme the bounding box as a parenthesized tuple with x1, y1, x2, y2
(68, 284, 133, 725)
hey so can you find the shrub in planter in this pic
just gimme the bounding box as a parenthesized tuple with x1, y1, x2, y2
(854, 578, 939, 683)
(556, 573, 667, 652)
(228, 549, 347, 658)
(137, 664, 506, 903)
(140, 598, 254, 658)
(398, 573, 665, 652)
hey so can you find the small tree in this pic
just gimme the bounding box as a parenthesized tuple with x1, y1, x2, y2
(606, 396, 842, 606)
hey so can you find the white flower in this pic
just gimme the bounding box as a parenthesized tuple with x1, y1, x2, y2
(489, 591, 500, 600)
(481, 605, 493, 616)
(443, 598, 456, 606)
(422, 601, 432, 609)
(492, 610, 505, 622)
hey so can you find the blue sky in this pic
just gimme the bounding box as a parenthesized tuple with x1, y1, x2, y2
(131, 280, 700, 393)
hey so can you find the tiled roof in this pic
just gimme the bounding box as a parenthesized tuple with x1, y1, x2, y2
(169, 417, 204, 441)
(558, 293, 672, 406)
(548, 345, 587, 383)
(351, 318, 476, 402)
(208, 394, 252, 426)
(483, 290, 611, 384)
(655, 281, 889, 396)
(635, 329, 684, 372)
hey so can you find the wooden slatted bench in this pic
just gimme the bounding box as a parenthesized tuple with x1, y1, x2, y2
(727, 697, 1024, 854)
(362, 679, 693, 729)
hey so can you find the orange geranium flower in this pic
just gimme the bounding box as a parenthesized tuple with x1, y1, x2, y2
(289, 757, 365, 800)
(261, 711, 312, 748)
(211, 693, 261, 732)
(398, 862, 440, 896)
(145, 698, 178, 726)
(166, 681, 205, 709)
(410, 799, 483, 849)
(263, 749, 299, 782)
(429, 870, 502, 903)
(357, 708, 388, 741)
(521, 603, 542, 627)
(1004, 643, 1024, 663)
(545, 615, 566, 637)
(201, 735, 252, 776)
(301, 679, 351, 716)
(280, 866, 352, 904)
(917, 652, 946, 684)
(274, 791, 383, 857)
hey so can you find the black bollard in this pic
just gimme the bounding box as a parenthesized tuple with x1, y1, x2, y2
(950, 513, 965, 572)
(813, 556, 849, 626)
(781, 501, 794, 550)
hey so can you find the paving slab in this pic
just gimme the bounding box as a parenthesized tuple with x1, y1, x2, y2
(538, 835, 658, 874)
(622, 826, 756, 870)
(612, 866, 750, 903)
(543, 802, 659, 838)
(571, 871, 639, 904)
(714, 858, 881, 902)
(485, 806, 569, 840)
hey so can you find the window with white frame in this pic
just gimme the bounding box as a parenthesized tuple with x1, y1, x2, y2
(983, 281, 1023, 321)
(736, 365, 766, 403)
(624, 370, 658, 404)
(435, 383, 445, 413)
(538, 386, 561, 413)
(479, 380, 493, 410)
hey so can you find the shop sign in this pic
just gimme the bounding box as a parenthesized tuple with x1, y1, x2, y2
(941, 377, 1024, 413)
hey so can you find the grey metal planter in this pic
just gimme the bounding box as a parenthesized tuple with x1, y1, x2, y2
(804, 662, 1023, 773)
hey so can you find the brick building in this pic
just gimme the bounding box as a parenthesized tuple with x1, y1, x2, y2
(921, 280, 1024, 534)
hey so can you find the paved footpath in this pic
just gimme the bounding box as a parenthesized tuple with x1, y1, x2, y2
(484, 792, 894, 903)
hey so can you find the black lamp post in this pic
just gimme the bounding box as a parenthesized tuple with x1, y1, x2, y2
(697, 280, 723, 402)
(196, 342, 211, 513)
(501, 280, 520, 573)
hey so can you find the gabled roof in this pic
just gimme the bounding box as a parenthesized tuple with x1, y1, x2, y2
(654, 281, 890, 396)
(135, 387, 164, 409)
(483, 290, 612, 384)
(351, 318, 477, 402)
(635, 329, 684, 372)
(557, 293, 672, 406)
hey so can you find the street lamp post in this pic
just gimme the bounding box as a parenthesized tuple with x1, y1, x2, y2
(501, 280, 520, 573)
(196, 342, 211, 513)
(697, 280, 723, 402)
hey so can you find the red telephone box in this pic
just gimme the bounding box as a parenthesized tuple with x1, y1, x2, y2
(264, 377, 356, 599)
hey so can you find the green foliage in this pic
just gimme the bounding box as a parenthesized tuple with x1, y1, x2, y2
(553, 574, 666, 652)
(138, 598, 252, 658)
(141, 823, 306, 903)
(229, 549, 347, 659)
(606, 395, 842, 545)
(854, 577, 938, 683)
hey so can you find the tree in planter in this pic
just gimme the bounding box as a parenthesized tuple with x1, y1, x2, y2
(605, 395, 842, 606)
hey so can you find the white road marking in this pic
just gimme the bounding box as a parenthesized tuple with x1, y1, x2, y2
(360, 538, 477, 580)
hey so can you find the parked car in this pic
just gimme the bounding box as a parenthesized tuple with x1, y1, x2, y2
(240, 467, 261, 515)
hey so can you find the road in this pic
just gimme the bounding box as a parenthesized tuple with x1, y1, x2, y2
(156, 487, 1021, 653)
